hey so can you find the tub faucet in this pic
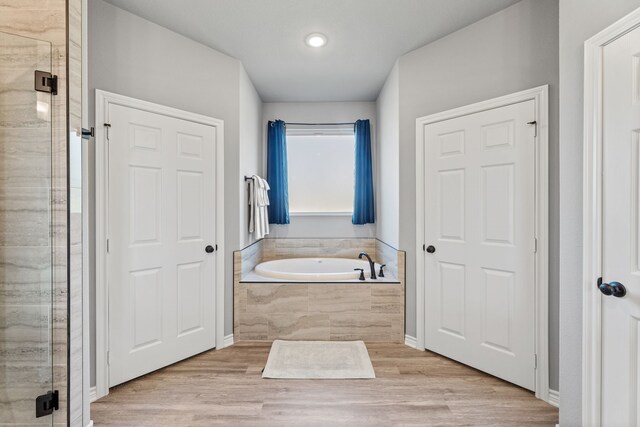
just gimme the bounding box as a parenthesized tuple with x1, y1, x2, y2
(358, 252, 377, 280)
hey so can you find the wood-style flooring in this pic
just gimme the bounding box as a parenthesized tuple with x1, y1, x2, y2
(91, 342, 558, 426)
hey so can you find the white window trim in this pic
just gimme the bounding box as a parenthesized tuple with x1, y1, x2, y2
(289, 211, 353, 217)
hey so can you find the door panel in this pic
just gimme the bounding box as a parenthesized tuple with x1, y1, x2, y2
(130, 166, 162, 244)
(177, 132, 204, 159)
(439, 262, 466, 338)
(481, 120, 514, 150)
(177, 262, 204, 336)
(482, 164, 515, 245)
(438, 130, 465, 157)
(423, 100, 536, 390)
(108, 104, 217, 387)
(439, 169, 465, 241)
(177, 171, 203, 241)
(130, 268, 163, 350)
(601, 25, 640, 426)
(481, 268, 514, 354)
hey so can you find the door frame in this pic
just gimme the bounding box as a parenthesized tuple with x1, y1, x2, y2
(415, 85, 550, 402)
(94, 90, 226, 399)
(582, 8, 640, 426)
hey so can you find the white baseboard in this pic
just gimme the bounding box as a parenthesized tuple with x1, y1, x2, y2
(404, 334, 417, 349)
(86, 421, 94, 427)
(548, 389, 559, 408)
(223, 333, 234, 348)
(89, 386, 97, 403)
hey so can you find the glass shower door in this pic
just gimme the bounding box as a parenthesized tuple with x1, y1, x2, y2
(0, 31, 54, 425)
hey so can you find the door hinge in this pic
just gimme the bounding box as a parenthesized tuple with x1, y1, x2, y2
(534, 354, 538, 369)
(534, 237, 538, 253)
(106, 239, 110, 253)
(81, 127, 94, 140)
(34, 70, 58, 95)
(527, 120, 538, 137)
(107, 350, 111, 366)
(35, 390, 59, 418)
(104, 123, 111, 140)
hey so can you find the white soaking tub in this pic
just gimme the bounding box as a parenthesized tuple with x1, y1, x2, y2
(254, 257, 382, 282)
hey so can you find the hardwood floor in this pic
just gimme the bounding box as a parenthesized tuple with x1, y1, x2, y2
(91, 342, 558, 426)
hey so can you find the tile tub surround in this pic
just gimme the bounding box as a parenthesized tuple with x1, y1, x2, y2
(376, 239, 400, 280)
(233, 240, 264, 334)
(234, 238, 405, 343)
(262, 238, 376, 261)
(235, 282, 404, 342)
(240, 239, 264, 277)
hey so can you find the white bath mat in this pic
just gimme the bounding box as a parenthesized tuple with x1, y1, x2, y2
(262, 340, 375, 379)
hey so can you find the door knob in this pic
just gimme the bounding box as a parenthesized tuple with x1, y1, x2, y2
(597, 278, 626, 298)
(426, 245, 436, 254)
(205, 245, 215, 254)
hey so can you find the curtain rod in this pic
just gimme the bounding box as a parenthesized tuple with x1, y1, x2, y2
(285, 122, 355, 126)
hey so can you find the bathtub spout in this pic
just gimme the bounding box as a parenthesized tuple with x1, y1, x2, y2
(358, 252, 377, 280)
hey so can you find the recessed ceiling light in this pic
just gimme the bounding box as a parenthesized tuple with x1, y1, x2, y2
(305, 33, 327, 48)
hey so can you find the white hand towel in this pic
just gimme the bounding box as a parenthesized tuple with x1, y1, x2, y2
(247, 175, 271, 239)
(248, 177, 255, 233)
(254, 175, 264, 238)
(259, 177, 270, 236)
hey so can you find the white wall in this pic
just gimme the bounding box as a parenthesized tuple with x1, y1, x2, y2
(88, 0, 262, 385)
(85, 0, 573, 402)
(394, 0, 559, 388)
(558, 1, 640, 425)
(239, 65, 263, 248)
(261, 102, 377, 238)
(375, 62, 400, 248)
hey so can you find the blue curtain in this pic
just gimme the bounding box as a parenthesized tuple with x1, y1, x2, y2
(352, 119, 375, 225)
(267, 120, 290, 224)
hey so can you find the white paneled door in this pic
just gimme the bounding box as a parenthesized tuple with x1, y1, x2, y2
(108, 104, 218, 387)
(422, 100, 536, 390)
(601, 25, 640, 426)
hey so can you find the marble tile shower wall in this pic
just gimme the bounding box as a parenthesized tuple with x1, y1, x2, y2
(0, 35, 55, 424)
(0, 1, 71, 425)
(68, 0, 83, 425)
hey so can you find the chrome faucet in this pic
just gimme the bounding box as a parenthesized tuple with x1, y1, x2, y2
(358, 252, 377, 280)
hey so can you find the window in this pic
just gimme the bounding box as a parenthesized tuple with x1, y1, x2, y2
(286, 129, 355, 214)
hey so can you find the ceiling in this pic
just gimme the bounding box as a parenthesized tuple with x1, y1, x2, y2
(102, 0, 521, 102)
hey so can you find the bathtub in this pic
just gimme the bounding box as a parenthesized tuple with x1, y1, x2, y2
(253, 257, 383, 282)
(234, 246, 405, 342)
